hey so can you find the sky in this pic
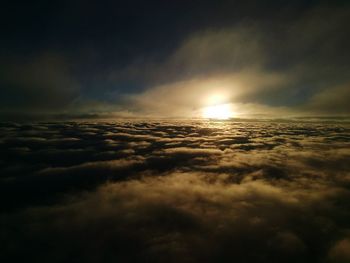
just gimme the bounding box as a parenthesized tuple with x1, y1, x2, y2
(1, 0, 350, 119)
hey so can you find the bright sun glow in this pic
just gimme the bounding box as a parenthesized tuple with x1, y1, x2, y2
(202, 103, 233, 120)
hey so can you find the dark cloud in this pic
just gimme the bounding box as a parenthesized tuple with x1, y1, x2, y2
(1, 120, 350, 262)
(0, 53, 79, 113)
(1, 1, 350, 118)
(109, 2, 350, 118)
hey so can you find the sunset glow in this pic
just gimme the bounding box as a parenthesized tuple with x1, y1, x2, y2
(202, 103, 233, 119)
(2, 1, 350, 262)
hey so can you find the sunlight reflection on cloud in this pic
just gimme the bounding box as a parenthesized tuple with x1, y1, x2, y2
(0, 120, 350, 262)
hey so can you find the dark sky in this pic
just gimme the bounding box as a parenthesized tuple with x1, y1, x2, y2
(1, 0, 350, 119)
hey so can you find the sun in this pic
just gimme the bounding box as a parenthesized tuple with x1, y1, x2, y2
(202, 103, 233, 120)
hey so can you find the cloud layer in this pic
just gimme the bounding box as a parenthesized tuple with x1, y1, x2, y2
(115, 5, 350, 118)
(1, 120, 350, 262)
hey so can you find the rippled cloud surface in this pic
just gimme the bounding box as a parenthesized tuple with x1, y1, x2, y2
(1, 120, 350, 263)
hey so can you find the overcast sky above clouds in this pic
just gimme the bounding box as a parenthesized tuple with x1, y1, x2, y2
(1, 0, 350, 119)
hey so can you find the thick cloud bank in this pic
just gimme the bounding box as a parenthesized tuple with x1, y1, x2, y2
(1, 120, 350, 262)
